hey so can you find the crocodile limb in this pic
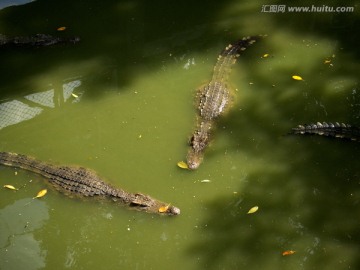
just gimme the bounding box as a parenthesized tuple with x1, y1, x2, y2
(0, 152, 180, 215)
(291, 122, 360, 142)
(186, 36, 262, 169)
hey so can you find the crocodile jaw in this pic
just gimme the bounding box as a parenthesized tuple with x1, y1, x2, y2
(186, 149, 203, 170)
(128, 193, 180, 215)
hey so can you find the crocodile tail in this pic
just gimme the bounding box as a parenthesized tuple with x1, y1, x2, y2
(220, 35, 264, 57)
(0, 152, 45, 173)
(212, 35, 264, 82)
(0, 151, 56, 187)
(0, 151, 117, 197)
(291, 122, 360, 142)
(0, 34, 9, 45)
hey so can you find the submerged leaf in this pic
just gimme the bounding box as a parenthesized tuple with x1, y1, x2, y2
(247, 206, 259, 214)
(158, 204, 170, 213)
(282, 250, 296, 256)
(4, 184, 17, 190)
(33, 189, 47, 199)
(177, 161, 189, 169)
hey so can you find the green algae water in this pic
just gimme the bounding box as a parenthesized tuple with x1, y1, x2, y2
(1, 1, 359, 269)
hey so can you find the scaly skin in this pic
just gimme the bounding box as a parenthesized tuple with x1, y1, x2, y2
(186, 36, 262, 169)
(0, 34, 80, 47)
(0, 152, 180, 215)
(291, 122, 360, 142)
(187, 121, 212, 169)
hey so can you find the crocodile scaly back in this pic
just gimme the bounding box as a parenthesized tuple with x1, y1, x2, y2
(186, 36, 263, 169)
(291, 122, 360, 142)
(0, 152, 180, 215)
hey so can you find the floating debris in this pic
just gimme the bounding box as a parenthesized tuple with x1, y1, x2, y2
(177, 161, 189, 169)
(200, 179, 211, 183)
(57, 26, 66, 31)
(33, 189, 47, 199)
(282, 250, 296, 256)
(71, 93, 79, 98)
(323, 58, 334, 67)
(247, 206, 259, 214)
(3, 184, 17, 190)
(262, 53, 270, 58)
(292, 75, 303, 81)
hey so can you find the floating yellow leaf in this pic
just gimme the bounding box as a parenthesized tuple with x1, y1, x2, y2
(177, 161, 189, 169)
(33, 189, 47, 199)
(57, 26, 66, 31)
(282, 250, 296, 256)
(292, 75, 303, 81)
(247, 206, 259, 214)
(158, 204, 170, 213)
(262, 53, 269, 58)
(4, 184, 17, 190)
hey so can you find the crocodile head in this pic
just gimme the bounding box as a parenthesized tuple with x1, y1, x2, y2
(186, 148, 203, 170)
(128, 193, 180, 215)
(189, 124, 211, 153)
(186, 121, 211, 169)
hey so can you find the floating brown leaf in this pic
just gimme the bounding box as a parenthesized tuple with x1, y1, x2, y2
(292, 75, 303, 81)
(247, 206, 259, 214)
(177, 161, 189, 169)
(282, 250, 296, 256)
(4, 184, 17, 190)
(158, 204, 170, 213)
(33, 189, 47, 199)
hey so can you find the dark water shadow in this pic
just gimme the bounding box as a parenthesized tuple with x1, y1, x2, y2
(0, 0, 246, 99)
(270, 0, 360, 60)
(187, 136, 360, 269)
(183, 6, 360, 267)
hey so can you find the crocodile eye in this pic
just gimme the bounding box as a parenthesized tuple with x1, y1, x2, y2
(189, 135, 195, 146)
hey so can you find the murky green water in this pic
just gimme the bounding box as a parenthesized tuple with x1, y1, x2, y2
(0, 0, 359, 269)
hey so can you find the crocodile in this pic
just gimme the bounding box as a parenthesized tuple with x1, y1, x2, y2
(0, 152, 180, 215)
(291, 122, 360, 142)
(186, 36, 262, 169)
(0, 34, 80, 48)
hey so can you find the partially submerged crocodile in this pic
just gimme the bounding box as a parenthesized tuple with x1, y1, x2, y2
(291, 122, 360, 142)
(0, 152, 180, 215)
(186, 36, 262, 169)
(0, 34, 80, 48)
